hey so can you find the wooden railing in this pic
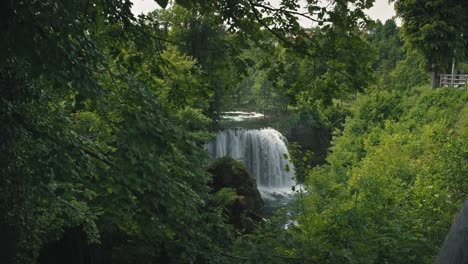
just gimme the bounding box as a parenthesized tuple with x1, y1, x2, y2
(439, 74, 468, 88)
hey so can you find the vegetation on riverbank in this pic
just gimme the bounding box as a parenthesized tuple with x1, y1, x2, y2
(1, 0, 466, 263)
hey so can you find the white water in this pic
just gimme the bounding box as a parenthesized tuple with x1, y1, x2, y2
(205, 128, 295, 191)
(220, 111, 264, 121)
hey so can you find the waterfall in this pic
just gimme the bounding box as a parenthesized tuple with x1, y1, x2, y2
(205, 128, 295, 190)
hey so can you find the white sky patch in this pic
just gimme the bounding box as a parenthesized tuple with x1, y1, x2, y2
(130, 0, 161, 15)
(365, 0, 401, 25)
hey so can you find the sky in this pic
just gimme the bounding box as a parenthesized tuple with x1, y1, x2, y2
(366, 0, 400, 24)
(130, 0, 399, 26)
(130, 0, 159, 15)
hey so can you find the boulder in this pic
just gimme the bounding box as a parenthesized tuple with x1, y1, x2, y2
(207, 157, 264, 232)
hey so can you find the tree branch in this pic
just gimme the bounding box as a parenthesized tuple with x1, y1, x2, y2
(252, 3, 324, 23)
(246, 0, 355, 82)
(40, 183, 92, 216)
(247, 0, 295, 47)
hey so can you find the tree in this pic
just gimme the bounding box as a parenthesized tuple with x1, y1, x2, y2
(366, 19, 405, 87)
(394, 0, 467, 72)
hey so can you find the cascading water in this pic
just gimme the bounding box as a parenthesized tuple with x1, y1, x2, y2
(205, 127, 295, 193)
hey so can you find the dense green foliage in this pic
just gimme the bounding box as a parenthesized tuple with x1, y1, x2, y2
(366, 19, 404, 86)
(1, 0, 466, 263)
(1, 1, 229, 262)
(297, 86, 467, 263)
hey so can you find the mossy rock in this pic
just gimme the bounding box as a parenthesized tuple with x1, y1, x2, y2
(208, 157, 264, 212)
(208, 157, 264, 232)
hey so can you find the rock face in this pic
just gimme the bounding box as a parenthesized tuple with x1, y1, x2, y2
(207, 157, 264, 232)
(435, 200, 468, 264)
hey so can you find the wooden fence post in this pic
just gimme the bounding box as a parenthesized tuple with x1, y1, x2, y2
(431, 63, 438, 89)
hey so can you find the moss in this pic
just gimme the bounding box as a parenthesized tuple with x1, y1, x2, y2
(209, 156, 248, 173)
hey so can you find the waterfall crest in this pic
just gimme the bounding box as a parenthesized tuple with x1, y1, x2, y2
(205, 128, 294, 190)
